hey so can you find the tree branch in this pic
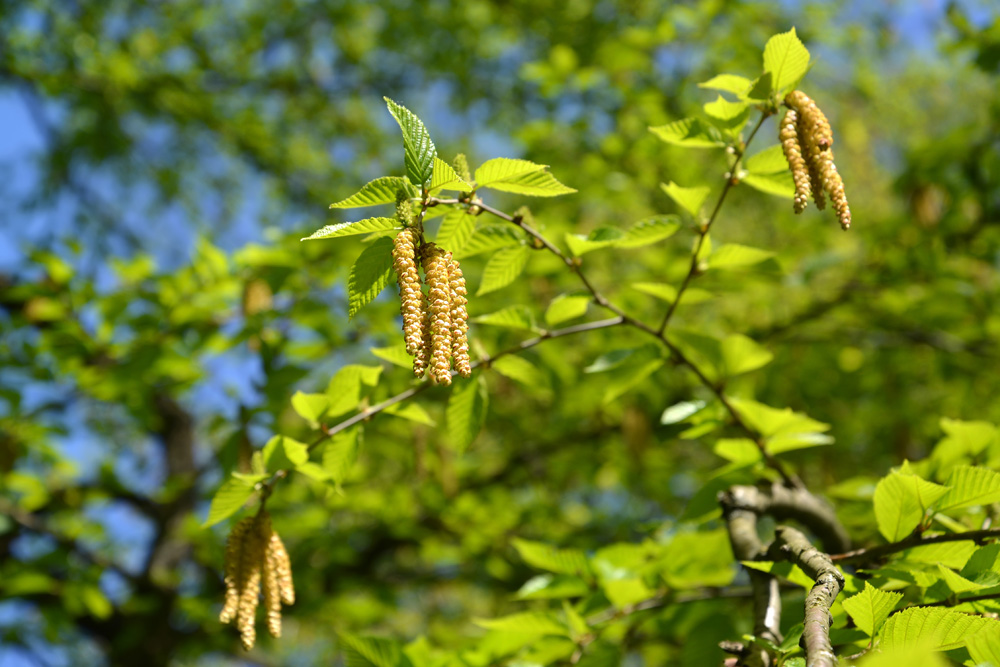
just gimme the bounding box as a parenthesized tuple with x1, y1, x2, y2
(831, 527, 1000, 565)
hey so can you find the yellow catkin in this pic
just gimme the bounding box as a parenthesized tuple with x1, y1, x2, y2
(819, 157, 852, 230)
(785, 90, 851, 228)
(220, 517, 253, 624)
(269, 532, 295, 606)
(422, 243, 453, 386)
(392, 227, 427, 359)
(448, 258, 471, 378)
(262, 539, 282, 638)
(236, 513, 269, 651)
(779, 109, 811, 214)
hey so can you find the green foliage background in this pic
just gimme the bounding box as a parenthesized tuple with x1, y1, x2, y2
(1, 1, 1000, 665)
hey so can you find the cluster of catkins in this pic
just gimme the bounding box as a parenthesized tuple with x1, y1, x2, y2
(393, 225, 471, 385)
(779, 90, 852, 230)
(220, 511, 294, 650)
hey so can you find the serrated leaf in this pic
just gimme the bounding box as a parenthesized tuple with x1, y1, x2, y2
(762, 28, 811, 93)
(741, 560, 815, 589)
(515, 574, 590, 600)
(477, 245, 530, 296)
(697, 74, 753, 96)
(879, 606, 1000, 651)
(703, 95, 750, 131)
(842, 582, 903, 637)
(340, 633, 413, 667)
(615, 215, 681, 248)
(661, 529, 736, 589)
(744, 72, 773, 103)
(649, 117, 724, 148)
(384, 97, 436, 187)
(486, 170, 576, 197)
(475, 157, 546, 186)
(709, 244, 775, 269)
(203, 477, 256, 527)
(435, 208, 477, 252)
(935, 563, 985, 593)
(322, 428, 360, 488)
(472, 304, 539, 332)
(446, 375, 488, 453)
(348, 237, 395, 318)
(326, 364, 382, 415)
(330, 177, 412, 209)
(742, 171, 795, 199)
(721, 334, 773, 376)
(301, 217, 399, 242)
(661, 182, 711, 216)
(545, 293, 591, 326)
(661, 400, 708, 425)
(727, 397, 830, 439)
(262, 435, 310, 470)
(474, 612, 569, 637)
(383, 402, 436, 427)
(512, 538, 591, 578)
(492, 355, 550, 391)
(453, 225, 523, 259)
(290, 391, 330, 423)
(937, 465, 1000, 511)
(966, 629, 1000, 666)
(744, 144, 790, 174)
(371, 345, 412, 369)
(565, 227, 625, 256)
(874, 471, 950, 542)
(428, 156, 472, 193)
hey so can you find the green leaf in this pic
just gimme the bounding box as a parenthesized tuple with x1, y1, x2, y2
(708, 244, 775, 269)
(446, 375, 488, 453)
(842, 582, 903, 637)
(601, 577, 653, 608)
(322, 428, 360, 488)
(348, 237, 395, 318)
(515, 574, 590, 600)
(932, 419, 998, 472)
(858, 645, 949, 667)
(330, 177, 413, 209)
(492, 355, 550, 391)
(475, 158, 576, 197)
(873, 470, 950, 541)
(879, 606, 1000, 651)
(586, 345, 665, 404)
(301, 217, 399, 242)
(703, 95, 750, 131)
(662, 529, 736, 589)
(452, 225, 523, 259)
(262, 435, 310, 470)
(477, 245, 530, 296)
(290, 391, 330, 423)
(203, 477, 256, 527)
(326, 364, 383, 415)
(384, 97, 437, 187)
(744, 144, 789, 174)
(661, 400, 708, 425)
(371, 344, 412, 369)
(512, 538, 591, 578)
(565, 227, 625, 256)
(762, 28, 811, 93)
(935, 563, 984, 593)
(435, 208, 477, 252)
(615, 215, 681, 248)
(545, 293, 591, 326)
(727, 398, 830, 439)
(937, 465, 1000, 511)
(649, 118, 724, 148)
(966, 629, 1000, 666)
(744, 72, 773, 102)
(661, 182, 711, 216)
(697, 74, 753, 96)
(631, 282, 713, 305)
(383, 402, 436, 427)
(340, 633, 413, 667)
(428, 156, 472, 193)
(721, 334, 773, 376)
(472, 305, 540, 332)
(742, 172, 795, 199)
(474, 611, 569, 637)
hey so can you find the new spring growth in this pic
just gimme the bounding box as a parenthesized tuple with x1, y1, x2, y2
(220, 512, 295, 650)
(781, 90, 852, 230)
(422, 242, 454, 386)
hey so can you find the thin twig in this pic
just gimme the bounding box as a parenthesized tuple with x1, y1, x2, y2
(831, 528, 1000, 565)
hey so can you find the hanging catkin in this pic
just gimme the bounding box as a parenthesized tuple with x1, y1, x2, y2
(448, 258, 471, 378)
(422, 243, 453, 386)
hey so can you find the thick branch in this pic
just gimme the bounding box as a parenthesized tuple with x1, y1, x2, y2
(721, 483, 850, 554)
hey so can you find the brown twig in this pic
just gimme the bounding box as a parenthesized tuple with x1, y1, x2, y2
(831, 527, 1000, 565)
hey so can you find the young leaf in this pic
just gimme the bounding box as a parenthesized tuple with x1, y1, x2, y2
(873, 470, 950, 541)
(661, 182, 711, 216)
(649, 118, 724, 148)
(435, 208, 477, 252)
(515, 574, 590, 600)
(708, 244, 775, 269)
(370, 344, 412, 369)
(326, 364, 382, 415)
(472, 304, 539, 332)
(428, 156, 472, 193)
(762, 28, 811, 93)
(703, 95, 750, 131)
(339, 633, 413, 667)
(721, 334, 773, 377)
(473, 612, 569, 637)
(936, 465, 1000, 511)
(329, 177, 413, 209)
(474, 157, 546, 186)
(383, 402, 436, 427)
(323, 429, 360, 489)
(744, 144, 790, 174)
(512, 538, 591, 578)
(203, 477, 256, 527)
(348, 237, 395, 318)
(446, 375, 488, 453)
(966, 629, 1000, 666)
(565, 227, 625, 256)
(290, 391, 330, 424)
(483, 169, 576, 197)
(879, 606, 1000, 651)
(545, 293, 591, 326)
(842, 582, 903, 637)
(452, 225, 523, 258)
(262, 435, 310, 470)
(697, 74, 753, 96)
(477, 245, 530, 296)
(616, 215, 681, 248)
(384, 97, 437, 187)
(492, 355, 551, 391)
(660, 400, 708, 425)
(301, 217, 399, 242)
(742, 172, 795, 199)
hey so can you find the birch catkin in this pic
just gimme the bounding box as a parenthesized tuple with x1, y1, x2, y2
(422, 243, 453, 386)
(448, 258, 471, 378)
(392, 227, 427, 360)
(779, 109, 811, 214)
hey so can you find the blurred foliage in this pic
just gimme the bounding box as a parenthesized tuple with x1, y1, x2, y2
(1, 1, 1000, 665)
